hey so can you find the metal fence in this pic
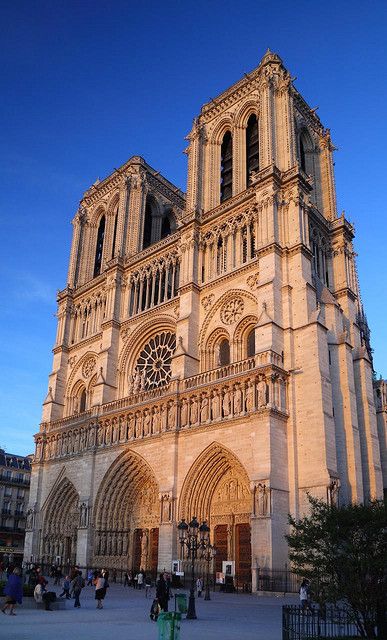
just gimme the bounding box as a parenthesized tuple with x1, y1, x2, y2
(282, 605, 363, 639)
(257, 567, 300, 594)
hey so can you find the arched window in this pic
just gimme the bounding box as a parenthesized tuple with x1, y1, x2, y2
(220, 131, 233, 202)
(246, 114, 259, 185)
(219, 339, 230, 367)
(111, 210, 118, 258)
(161, 214, 171, 239)
(247, 329, 255, 357)
(300, 136, 306, 173)
(142, 202, 153, 249)
(79, 389, 86, 413)
(93, 215, 105, 277)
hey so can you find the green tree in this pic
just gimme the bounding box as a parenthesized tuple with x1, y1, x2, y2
(286, 497, 387, 638)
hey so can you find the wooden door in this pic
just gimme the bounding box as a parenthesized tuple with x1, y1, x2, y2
(150, 528, 159, 574)
(132, 529, 142, 571)
(214, 524, 227, 573)
(235, 523, 251, 582)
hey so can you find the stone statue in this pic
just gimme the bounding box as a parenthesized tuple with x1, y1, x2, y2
(234, 384, 242, 415)
(161, 404, 168, 431)
(180, 398, 188, 427)
(152, 407, 161, 434)
(143, 409, 151, 436)
(135, 411, 142, 438)
(128, 413, 135, 439)
(256, 483, 269, 516)
(128, 373, 134, 395)
(26, 508, 34, 530)
(223, 388, 231, 417)
(140, 369, 147, 391)
(140, 529, 148, 569)
(167, 401, 176, 430)
(211, 390, 221, 420)
(190, 397, 198, 424)
(133, 369, 141, 394)
(246, 381, 255, 412)
(257, 378, 267, 408)
(79, 502, 88, 527)
(200, 394, 209, 422)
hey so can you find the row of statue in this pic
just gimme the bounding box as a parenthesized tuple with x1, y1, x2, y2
(95, 530, 130, 557)
(35, 374, 287, 462)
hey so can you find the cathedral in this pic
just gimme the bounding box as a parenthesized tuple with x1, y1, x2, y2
(24, 50, 386, 588)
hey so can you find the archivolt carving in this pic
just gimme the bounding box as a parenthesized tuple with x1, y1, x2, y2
(66, 351, 99, 396)
(42, 477, 79, 563)
(179, 442, 251, 524)
(235, 99, 260, 128)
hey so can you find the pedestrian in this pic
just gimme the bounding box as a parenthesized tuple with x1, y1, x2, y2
(137, 570, 144, 590)
(123, 572, 129, 587)
(93, 571, 106, 609)
(112, 569, 117, 583)
(156, 573, 169, 612)
(149, 597, 161, 621)
(145, 574, 152, 597)
(34, 582, 53, 611)
(299, 579, 312, 612)
(87, 570, 94, 586)
(1, 567, 23, 616)
(196, 576, 203, 597)
(59, 575, 71, 599)
(71, 571, 85, 608)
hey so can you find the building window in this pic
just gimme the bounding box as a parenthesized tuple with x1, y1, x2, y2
(142, 201, 153, 249)
(300, 136, 306, 173)
(220, 131, 233, 202)
(247, 329, 255, 358)
(246, 114, 259, 185)
(93, 215, 106, 277)
(219, 339, 230, 367)
(79, 389, 87, 413)
(111, 210, 118, 258)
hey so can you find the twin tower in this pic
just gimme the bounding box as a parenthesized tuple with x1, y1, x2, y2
(25, 51, 385, 585)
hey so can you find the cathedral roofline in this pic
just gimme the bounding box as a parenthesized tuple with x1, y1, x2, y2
(81, 155, 185, 206)
(197, 49, 323, 131)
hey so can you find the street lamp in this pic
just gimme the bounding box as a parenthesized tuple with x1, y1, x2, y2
(178, 517, 212, 620)
(201, 543, 217, 601)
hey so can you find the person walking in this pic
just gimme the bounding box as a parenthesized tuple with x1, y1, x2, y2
(93, 571, 106, 609)
(123, 572, 130, 587)
(71, 571, 85, 608)
(1, 567, 23, 615)
(59, 575, 71, 599)
(300, 579, 312, 612)
(137, 570, 144, 590)
(156, 573, 169, 612)
(196, 576, 203, 597)
(87, 570, 94, 586)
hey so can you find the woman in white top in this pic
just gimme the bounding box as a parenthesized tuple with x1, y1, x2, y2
(93, 572, 106, 609)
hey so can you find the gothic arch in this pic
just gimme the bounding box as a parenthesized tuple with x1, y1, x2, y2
(203, 327, 230, 371)
(178, 442, 251, 523)
(235, 99, 260, 128)
(210, 116, 235, 145)
(89, 204, 107, 229)
(198, 288, 258, 363)
(93, 449, 159, 530)
(66, 352, 98, 399)
(233, 314, 258, 361)
(41, 477, 79, 563)
(118, 315, 176, 395)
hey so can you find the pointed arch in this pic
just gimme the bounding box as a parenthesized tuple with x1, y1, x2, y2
(42, 477, 79, 564)
(93, 449, 159, 531)
(178, 442, 251, 523)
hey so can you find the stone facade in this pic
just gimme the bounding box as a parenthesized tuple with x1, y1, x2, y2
(24, 51, 384, 585)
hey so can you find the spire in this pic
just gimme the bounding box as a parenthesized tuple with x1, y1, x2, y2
(259, 49, 283, 67)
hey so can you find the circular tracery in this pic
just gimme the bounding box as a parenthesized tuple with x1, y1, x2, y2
(136, 331, 176, 389)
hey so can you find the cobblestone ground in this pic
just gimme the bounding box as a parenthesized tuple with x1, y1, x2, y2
(1, 583, 298, 640)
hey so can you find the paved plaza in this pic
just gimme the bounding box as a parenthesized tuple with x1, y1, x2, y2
(1, 582, 298, 640)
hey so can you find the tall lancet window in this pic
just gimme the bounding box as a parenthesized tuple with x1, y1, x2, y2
(246, 114, 259, 185)
(111, 209, 118, 258)
(300, 136, 306, 173)
(220, 131, 233, 202)
(93, 215, 106, 277)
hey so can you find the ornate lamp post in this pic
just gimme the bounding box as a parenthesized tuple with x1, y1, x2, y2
(201, 543, 217, 601)
(178, 517, 211, 620)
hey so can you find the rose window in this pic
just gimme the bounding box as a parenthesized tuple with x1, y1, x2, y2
(136, 332, 176, 390)
(221, 297, 244, 325)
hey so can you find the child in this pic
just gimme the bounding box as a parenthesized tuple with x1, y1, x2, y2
(59, 576, 71, 599)
(149, 597, 161, 621)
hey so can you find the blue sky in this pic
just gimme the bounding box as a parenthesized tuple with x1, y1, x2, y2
(0, 1, 386, 455)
